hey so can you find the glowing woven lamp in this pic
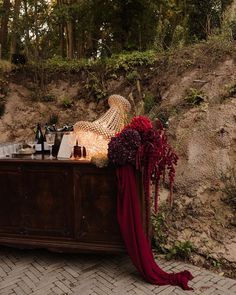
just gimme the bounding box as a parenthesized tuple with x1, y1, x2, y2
(73, 94, 131, 157)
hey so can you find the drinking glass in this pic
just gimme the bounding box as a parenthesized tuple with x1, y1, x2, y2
(27, 140, 35, 159)
(45, 132, 56, 159)
(3, 143, 10, 157)
(0, 145, 4, 158)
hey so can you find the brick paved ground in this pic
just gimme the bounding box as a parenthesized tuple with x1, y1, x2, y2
(0, 247, 235, 295)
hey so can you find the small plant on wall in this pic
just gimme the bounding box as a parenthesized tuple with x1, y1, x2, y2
(184, 88, 207, 106)
(84, 72, 107, 102)
(61, 97, 74, 108)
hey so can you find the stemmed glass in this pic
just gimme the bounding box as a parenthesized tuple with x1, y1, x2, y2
(45, 132, 56, 159)
(27, 140, 36, 159)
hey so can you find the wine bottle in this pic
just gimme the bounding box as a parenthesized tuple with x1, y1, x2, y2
(35, 123, 44, 153)
(74, 140, 81, 159)
(52, 132, 62, 158)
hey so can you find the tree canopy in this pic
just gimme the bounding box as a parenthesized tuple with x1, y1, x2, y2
(0, 0, 234, 61)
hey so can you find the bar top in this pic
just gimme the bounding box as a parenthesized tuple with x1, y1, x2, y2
(0, 154, 91, 165)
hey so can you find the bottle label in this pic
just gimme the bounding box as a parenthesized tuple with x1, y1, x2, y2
(35, 143, 42, 152)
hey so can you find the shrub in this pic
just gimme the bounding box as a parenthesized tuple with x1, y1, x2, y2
(61, 97, 74, 108)
(152, 209, 195, 261)
(85, 73, 107, 101)
(144, 92, 156, 114)
(184, 88, 206, 106)
(152, 211, 168, 254)
(126, 70, 140, 82)
(106, 50, 156, 71)
(165, 241, 195, 261)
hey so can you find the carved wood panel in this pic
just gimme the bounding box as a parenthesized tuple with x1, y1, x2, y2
(0, 165, 23, 234)
(22, 165, 74, 238)
(75, 166, 123, 245)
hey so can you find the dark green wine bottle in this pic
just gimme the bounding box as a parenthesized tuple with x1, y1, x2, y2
(35, 123, 44, 153)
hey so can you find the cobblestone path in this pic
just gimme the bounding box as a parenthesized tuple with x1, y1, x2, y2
(0, 247, 235, 295)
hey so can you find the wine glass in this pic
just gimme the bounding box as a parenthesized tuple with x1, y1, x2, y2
(27, 140, 35, 159)
(45, 132, 56, 159)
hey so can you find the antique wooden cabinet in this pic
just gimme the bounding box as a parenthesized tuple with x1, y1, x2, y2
(0, 157, 145, 253)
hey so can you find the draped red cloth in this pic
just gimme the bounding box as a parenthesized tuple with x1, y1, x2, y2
(116, 165, 194, 290)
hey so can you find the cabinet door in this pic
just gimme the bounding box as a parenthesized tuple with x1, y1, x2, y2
(22, 165, 74, 238)
(75, 166, 123, 245)
(0, 164, 23, 234)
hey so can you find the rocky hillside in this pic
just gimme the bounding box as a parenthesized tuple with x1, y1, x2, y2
(0, 39, 235, 277)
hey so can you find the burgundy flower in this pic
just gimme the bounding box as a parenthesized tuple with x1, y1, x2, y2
(108, 129, 141, 166)
(108, 116, 178, 228)
(123, 116, 153, 136)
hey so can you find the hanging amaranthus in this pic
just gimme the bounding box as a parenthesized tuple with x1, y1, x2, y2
(108, 116, 178, 232)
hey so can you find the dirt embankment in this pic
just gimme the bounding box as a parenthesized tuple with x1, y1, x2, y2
(0, 41, 236, 277)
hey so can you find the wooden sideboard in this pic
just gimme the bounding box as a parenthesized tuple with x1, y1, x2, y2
(0, 156, 145, 253)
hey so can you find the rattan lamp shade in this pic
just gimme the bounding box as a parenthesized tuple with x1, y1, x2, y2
(73, 94, 131, 157)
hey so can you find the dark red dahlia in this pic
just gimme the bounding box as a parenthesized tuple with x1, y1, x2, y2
(108, 129, 141, 166)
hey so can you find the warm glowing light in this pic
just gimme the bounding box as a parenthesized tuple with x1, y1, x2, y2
(73, 95, 131, 159)
(75, 131, 108, 159)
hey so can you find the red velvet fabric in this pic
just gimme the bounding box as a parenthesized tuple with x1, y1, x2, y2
(116, 165, 194, 290)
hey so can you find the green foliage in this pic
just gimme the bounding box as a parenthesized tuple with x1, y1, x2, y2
(205, 253, 223, 268)
(1, 0, 234, 61)
(165, 241, 195, 261)
(126, 70, 140, 83)
(152, 209, 195, 261)
(144, 92, 156, 114)
(45, 56, 98, 72)
(156, 111, 170, 128)
(211, 258, 222, 268)
(171, 25, 186, 48)
(152, 211, 168, 254)
(45, 51, 156, 74)
(184, 88, 206, 106)
(106, 51, 156, 71)
(85, 72, 107, 101)
(61, 97, 73, 108)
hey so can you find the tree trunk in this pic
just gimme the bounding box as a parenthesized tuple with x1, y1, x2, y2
(0, 0, 11, 59)
(10, 0, 21, 57)
(66, 21, 74, 59)
(22, 0, 30, 59)
(34, 0, 40, 60)
(57, 0, 66, 58)
(59, 23, 66, 57)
